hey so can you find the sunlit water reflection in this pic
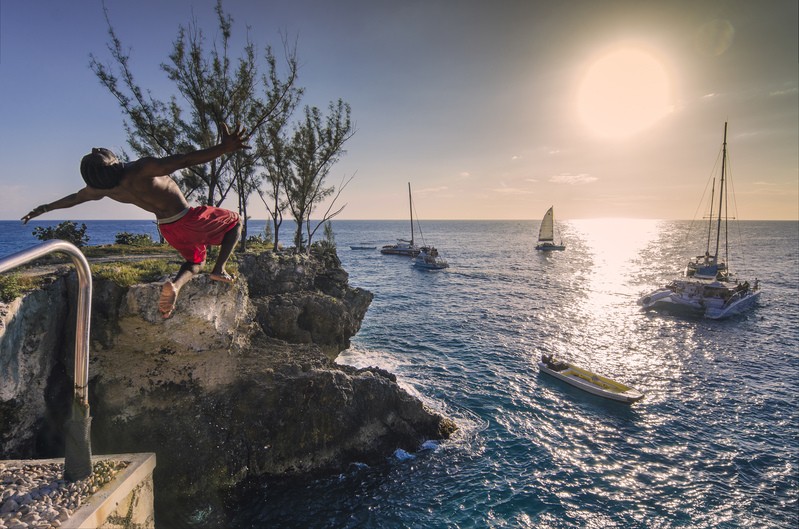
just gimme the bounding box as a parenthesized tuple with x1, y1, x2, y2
(6, 219, 789, 527)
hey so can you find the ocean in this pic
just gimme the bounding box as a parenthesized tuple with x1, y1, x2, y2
(1, 219, 797, 528)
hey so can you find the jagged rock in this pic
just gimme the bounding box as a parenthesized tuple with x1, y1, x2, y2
(0, 249, 456, 504)
(0, 276, 69, 457)
(240, 250, 373, 356)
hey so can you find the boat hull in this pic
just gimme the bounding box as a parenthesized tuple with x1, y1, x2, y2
(538, 361, 644, 404)
(380, 245, 420, 257)
(535, 243, 566, 251)
(640, 279, 760, 320)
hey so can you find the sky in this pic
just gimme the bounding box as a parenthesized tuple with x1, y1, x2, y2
(0, 0, 797, 221)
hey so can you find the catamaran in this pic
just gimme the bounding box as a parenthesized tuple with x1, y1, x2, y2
(639, 122, 761, 319)
(381, 183, 450, 268)
(381, 183, 422, 257)
(535, 206, 565, 251)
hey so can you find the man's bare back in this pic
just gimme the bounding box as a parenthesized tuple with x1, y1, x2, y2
(22, 124, 248, 224)
(21, 123, 250, 318)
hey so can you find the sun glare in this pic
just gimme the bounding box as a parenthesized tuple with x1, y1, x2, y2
(577, 46, 673, 139)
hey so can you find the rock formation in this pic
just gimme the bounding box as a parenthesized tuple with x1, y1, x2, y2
(0, 249, 456, 507)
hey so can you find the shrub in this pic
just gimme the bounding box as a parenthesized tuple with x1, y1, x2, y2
(32, 221, 89, 247)
(0, 273, 40, 303)
(115, 232, 154, 246)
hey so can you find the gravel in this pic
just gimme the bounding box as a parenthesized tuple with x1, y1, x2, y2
(0, 460, 128, 529)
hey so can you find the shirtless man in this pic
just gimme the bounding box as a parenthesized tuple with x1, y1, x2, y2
(21, 123, 250, 318)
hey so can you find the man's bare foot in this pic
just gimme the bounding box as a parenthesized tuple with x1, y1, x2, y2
(209, 271, 236, 284)
(159, 281, 178, 318)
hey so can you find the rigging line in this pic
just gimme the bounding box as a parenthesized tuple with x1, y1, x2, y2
(685, 148, 724, 251)
(411, 192, 428, 247)
(725, 151, 748, 273)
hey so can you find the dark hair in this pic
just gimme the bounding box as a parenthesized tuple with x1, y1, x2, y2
(80, 150, 124, 189)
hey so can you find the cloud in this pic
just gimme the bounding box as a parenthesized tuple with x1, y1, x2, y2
(458, 171, 471, 178)
(769, 87, 799, 97)
(549, 173, 597, 185)
(511, 155, 521, 160)
(416, 186, 449, 195)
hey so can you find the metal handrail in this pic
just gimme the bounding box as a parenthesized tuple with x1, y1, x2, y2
(0, 240, 92, 406)
(1, 239, 94, 480)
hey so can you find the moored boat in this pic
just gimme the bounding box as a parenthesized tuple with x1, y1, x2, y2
(350, 244, 377, 250)
(381, 182, 422, 257)
(538, 354, 644, 404)
(640, 122, 761, 319)
(413, 246, 449, 269)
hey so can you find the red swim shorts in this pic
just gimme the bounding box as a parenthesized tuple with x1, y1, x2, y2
(158, 206, 240, 264)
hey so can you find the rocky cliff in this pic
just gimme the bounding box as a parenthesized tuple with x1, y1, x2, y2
(0, 249, 456, 505)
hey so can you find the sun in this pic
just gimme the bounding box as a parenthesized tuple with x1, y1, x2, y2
(577, 46, 673, 139)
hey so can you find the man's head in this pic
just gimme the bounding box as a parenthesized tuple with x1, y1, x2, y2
(80, 148, 124, 189)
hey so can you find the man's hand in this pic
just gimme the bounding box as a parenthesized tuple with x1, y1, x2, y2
(220, 123, 250, 153)
(21, 205, 48, 224)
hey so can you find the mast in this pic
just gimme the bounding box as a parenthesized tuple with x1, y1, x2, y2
(713, 122, 728, 261)
(408, 182, 414, 246)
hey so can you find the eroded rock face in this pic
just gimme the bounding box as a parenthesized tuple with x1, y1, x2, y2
(0, 276, 68, 457)
(0, 250, 456, 502)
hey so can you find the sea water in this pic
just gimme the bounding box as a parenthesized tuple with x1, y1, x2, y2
(1, 219, 797, 528)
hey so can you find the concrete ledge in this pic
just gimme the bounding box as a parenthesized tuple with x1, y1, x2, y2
(63, 453, 156, 529)
(1, 453, 156, 529)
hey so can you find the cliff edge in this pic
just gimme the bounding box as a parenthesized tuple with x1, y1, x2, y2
(0, 248, 456, 504)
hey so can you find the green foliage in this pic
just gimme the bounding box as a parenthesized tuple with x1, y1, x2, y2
(92, 259, 178, 287)
(32, 221, 90, 247)
(0, 273, 40, 303)
(114, 232, 155, 246)
(323, 221, 336, 249)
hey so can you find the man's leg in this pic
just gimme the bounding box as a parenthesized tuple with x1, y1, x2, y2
(159, 261, 203, 318)
(210, 221, 242, 282)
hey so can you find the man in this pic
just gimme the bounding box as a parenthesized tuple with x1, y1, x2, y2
(22, 123, 250, 318)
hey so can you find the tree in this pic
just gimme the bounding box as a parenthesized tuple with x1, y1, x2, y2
(33, 221, 90, 248)
(284, 100, 355, 252)
(90, 0, 301, 242)
(255, 122, 291, 252)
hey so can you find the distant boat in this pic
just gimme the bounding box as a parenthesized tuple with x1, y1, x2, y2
(535, 206, 566, 251)
(413, 246, 449, 270)
(350, 244, 376, 250)
(639, 122, 761, 319)
(381, 183, 422, 257)
(538, 354, 644, 404)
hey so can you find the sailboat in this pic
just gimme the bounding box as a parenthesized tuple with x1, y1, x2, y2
(381, 183, 422, 257)
(639, 122, 761, 319)
(535, 206, 566, 251)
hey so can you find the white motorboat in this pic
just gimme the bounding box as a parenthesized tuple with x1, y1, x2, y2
(413, 247, 449, 270)
(538, 354, 644, 404)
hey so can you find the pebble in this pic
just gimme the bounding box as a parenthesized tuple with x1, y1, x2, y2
(0, 460, 128, 529)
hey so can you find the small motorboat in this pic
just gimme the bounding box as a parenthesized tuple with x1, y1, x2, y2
(350, 244, 377, 250)
(413, 246, 449, 270)
(538, 354, 644, 404)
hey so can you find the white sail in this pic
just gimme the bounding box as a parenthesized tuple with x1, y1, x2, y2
(538, 207, 554, 242)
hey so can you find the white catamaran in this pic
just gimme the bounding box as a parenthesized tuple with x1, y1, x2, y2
(639, 122, 761, 319)
(535, 206, 566, 251)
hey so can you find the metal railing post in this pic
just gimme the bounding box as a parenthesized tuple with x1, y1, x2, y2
(0, 239, 93, 480)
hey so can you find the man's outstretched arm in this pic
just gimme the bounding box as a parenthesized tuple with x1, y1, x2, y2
(21, 187, 105, 224)
(135, 123, 250, 177)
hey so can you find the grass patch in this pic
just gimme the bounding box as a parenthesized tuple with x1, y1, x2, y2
(0, 273, 44, 303)
(82, 243, 175, 258)
(92, 259, 178, 288)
